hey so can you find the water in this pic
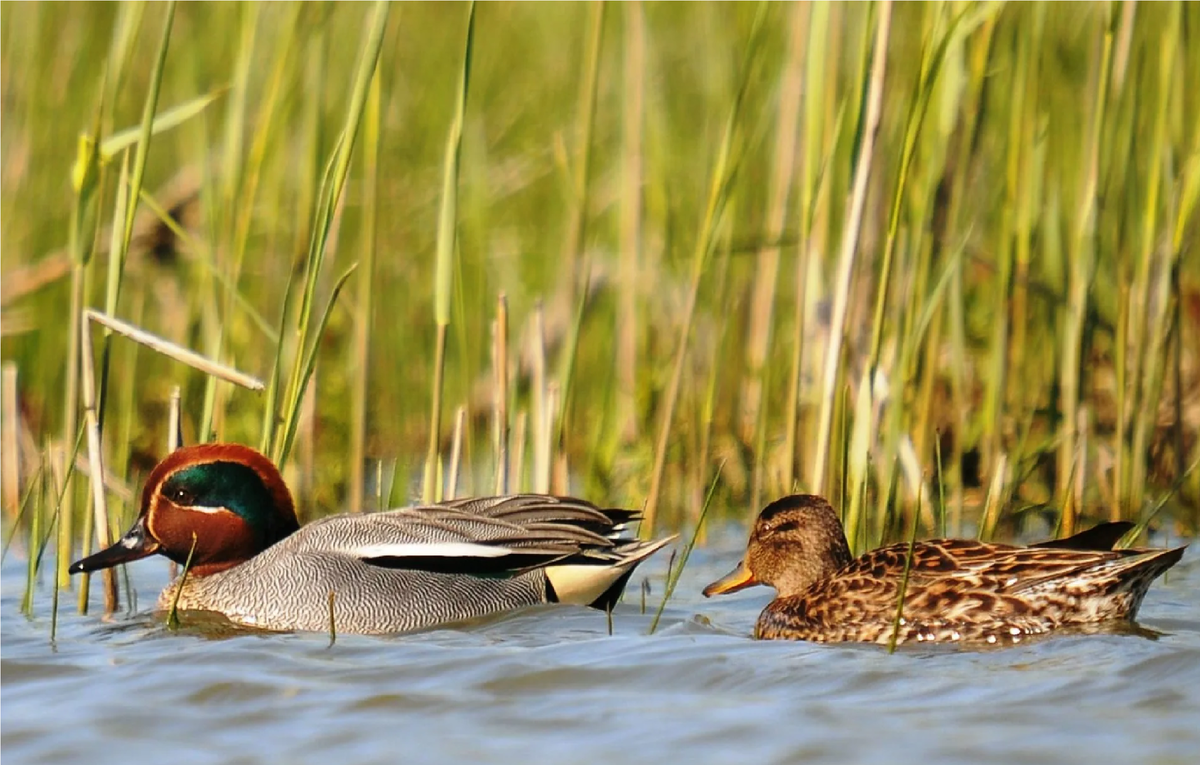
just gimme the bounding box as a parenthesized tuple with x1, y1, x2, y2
(3, 527, 1198, 765)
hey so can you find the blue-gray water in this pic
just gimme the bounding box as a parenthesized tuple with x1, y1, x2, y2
(3, 526, 1198, 765)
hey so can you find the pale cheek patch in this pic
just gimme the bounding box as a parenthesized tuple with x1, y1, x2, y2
(179, 504, 227, 515)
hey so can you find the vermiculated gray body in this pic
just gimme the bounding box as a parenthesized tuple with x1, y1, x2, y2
(162, 542, 550, 634)
(157, 495, 667, 634)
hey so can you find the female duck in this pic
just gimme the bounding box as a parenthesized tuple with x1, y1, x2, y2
(703, 495, 1185, 646)
(71, 444, 672, 635)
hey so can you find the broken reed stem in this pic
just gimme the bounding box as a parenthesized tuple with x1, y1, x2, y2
(168, 385, 182, 451)
(85, 310, 264, 390)
(811, 0, 892, 494)
(446, 405, 467, 501)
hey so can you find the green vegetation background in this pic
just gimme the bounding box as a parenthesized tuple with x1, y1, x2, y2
(1, 1, 1197, 569)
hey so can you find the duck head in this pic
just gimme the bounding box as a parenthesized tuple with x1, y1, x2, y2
(703, 494, 852, 599)
(70, 444, 300, 577)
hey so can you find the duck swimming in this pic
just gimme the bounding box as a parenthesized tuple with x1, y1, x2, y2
(703, 494, 1186, 646)
(71, 443, 673, 635)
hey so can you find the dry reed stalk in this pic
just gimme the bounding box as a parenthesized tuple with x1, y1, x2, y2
(494, 293, 509, 495)
(80, 315, 118, 612)
(979, 452, 1008, 541)
(616, 0, 645, 444)
(446, 405, 467, 501)
(811, 1, 892, 495)
(511, 410, 528, 493)
(785, 3, 833, 492)
(741, 2, 806, 449)
(544, 383, 560, 494)
(168, 385, 182, 451)
(531, 303, 550, 493)
(2, 364, 17, 519)
(85, 310, 264, 389)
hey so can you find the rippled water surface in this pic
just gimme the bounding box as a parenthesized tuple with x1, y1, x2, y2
(4, 527, 1198, 765)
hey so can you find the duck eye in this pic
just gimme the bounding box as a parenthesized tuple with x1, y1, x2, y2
(169, 487, 195, 505)
(763, 519, 799, 536)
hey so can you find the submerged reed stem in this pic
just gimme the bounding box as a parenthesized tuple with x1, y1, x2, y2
(888, 481, 922, 654)
(167, 532, 198, 630)
(649, 462, 721, 635)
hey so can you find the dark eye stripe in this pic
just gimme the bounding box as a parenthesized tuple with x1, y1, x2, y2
(769, 520, 800, 534)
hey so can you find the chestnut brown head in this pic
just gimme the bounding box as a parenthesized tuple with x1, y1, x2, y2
(70, 444, 299, 578)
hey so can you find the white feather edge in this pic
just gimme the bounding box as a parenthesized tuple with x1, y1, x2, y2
(353, 542, 515, 559)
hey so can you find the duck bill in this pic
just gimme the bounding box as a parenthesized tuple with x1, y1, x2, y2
(702, 559, 760, 597)
(69, 517, 160, 574)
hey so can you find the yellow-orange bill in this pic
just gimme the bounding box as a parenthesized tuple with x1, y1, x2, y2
(702, 559, 760, 597)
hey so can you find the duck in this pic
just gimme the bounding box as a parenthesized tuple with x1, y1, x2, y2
(703, 494, 1186, 646)
(70, 443, 674, 635)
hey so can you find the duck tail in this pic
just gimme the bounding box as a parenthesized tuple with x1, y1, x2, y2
(1118, 545, 1188, 584)
(1033, 521, 1135, 551)
(545, 536, 677, 609)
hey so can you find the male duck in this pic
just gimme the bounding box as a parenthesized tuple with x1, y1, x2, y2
(71, 444, 673, 635)
(703, 495, 1186, 646)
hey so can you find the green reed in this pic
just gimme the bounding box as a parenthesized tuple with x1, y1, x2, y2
(423, 0, 473, 503)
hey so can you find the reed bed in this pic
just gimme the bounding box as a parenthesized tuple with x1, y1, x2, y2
(1, 2, 1197, 618)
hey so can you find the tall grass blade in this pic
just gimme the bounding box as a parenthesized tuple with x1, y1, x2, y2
(350, 63, 383, 514)
(649, 462, 721, 635)
(275, 1, 389, 465)
(423, 0, 474, 503)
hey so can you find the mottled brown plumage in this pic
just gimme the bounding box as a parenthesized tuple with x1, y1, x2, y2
(704, 495, 1186, 646)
